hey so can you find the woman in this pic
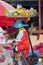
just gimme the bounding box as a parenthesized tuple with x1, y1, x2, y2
(13, 20, 30, 65)
(0, 27, 13, 65)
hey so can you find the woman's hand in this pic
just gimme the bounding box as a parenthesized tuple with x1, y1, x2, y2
(3, 43, 12, 49)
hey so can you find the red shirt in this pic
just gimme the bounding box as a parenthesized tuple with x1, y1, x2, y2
(15, 29, 30, 57)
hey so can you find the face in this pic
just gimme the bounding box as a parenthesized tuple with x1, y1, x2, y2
(3, 30, 9, 40)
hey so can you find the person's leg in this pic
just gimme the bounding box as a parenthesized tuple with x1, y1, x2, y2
(8, 60, 14, 65)
(18, 59, 22, 65)
(9, 58, 13, 65)
(5, 58, 13, 65)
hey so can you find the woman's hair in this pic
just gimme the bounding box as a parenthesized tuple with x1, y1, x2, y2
(2, 27, 8, 30)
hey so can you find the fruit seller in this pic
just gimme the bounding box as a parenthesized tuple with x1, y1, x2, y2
(13, 20, 30, 65)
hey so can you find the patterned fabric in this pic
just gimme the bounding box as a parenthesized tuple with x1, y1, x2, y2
(33, 43, 43, 55)
(0, 55, 5, 63)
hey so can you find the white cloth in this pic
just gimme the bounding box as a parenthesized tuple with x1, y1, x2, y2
(15, 29, 25, 42)
(0, 27, 6, 44)
(0, 38, 6, 44)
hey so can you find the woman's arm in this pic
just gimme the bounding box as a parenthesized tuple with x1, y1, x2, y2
(2, 43, 12, 49)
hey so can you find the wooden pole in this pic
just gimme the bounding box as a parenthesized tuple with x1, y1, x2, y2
(38, 0, 41, 35)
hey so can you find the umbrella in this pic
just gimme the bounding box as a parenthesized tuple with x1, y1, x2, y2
(0, 16, 16, 27)
(0, 0, 16, 15)
(0, 0, 16, 27)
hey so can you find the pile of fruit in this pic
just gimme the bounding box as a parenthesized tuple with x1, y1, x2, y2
(6, 4, 38, 17)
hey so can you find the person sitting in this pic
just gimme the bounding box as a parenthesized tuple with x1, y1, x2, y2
(0, 27, 13, 65)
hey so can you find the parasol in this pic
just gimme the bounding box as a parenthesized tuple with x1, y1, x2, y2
(0, 0, 16, 15)
(0, 0, 16, 27)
